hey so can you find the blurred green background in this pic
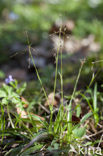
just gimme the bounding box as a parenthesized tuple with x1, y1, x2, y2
(0, 0, 103, 48)
(0, 0, 103, 92)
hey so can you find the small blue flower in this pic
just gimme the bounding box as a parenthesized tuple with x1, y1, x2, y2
(5, 75, 14, 84)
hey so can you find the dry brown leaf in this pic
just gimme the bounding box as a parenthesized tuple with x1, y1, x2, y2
(20, 96, 28, 108)
(16, 106, 45, 121)
(16, 97, 44, 121)
(16, 106, 28, 118)
(16, 96, 28, 118)
(44, 92, 60, 108)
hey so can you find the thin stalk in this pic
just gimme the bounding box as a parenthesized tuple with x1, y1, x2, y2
(25, 31, 48, 102)
(7, 104, 15, 128)
(67, 60, 85, 138)
(28, 46, 48, 100)
(25, 32, 52, 133)
(53, 27, 62, 97)
(60, 29, 64, 107)
(59, 29, 64, 143)
(49, 27, 62, 131)
(1, 105, 5, 142)
(93, 83, 99, 125)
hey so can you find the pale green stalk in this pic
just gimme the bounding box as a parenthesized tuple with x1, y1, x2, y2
(67, 60, 85, 139)
(7, 104, 15, 128)
(28, 46, 48, 101)
(49, 27, 62, 132)
(93, 83, 99, 125)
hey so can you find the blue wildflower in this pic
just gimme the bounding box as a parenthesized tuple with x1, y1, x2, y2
(5, 75, 15, 84)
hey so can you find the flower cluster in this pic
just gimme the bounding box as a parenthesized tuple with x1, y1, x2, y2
(5, 75, 15, 84)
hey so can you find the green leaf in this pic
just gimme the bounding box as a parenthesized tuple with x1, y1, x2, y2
(20, 144, 43, 156)
(80, 112, 92, 124)
(11, 97, 21, 104)
(17, 82, 27, 95)
(10, 80, 18, 89)
(76, 104, 81, 117)
(5, 145, 23, 156)
(1, 98, 8, 105)
(11, 92, 20, 98)
(3, 84, 13, 96)
(0, 89, 7, 98)
(73, 126, 86, 138)
(54, 143, 59, 150)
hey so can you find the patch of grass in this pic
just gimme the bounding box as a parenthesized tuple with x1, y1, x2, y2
(1, 29, 103, 156)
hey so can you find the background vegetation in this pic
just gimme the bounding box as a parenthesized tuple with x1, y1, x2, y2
(1, 0, 103, 155)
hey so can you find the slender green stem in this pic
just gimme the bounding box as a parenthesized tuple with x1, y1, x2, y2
(60, 30, 64, 107)
(25, 31, 48, 103)
(53, 28, 62, 97)
(28, 46, 48, 100)
(67, 60, 85, 137)
(1, 105, 5, 142)
(50, 27, 62, 130)
(7, 104, 15, 128)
